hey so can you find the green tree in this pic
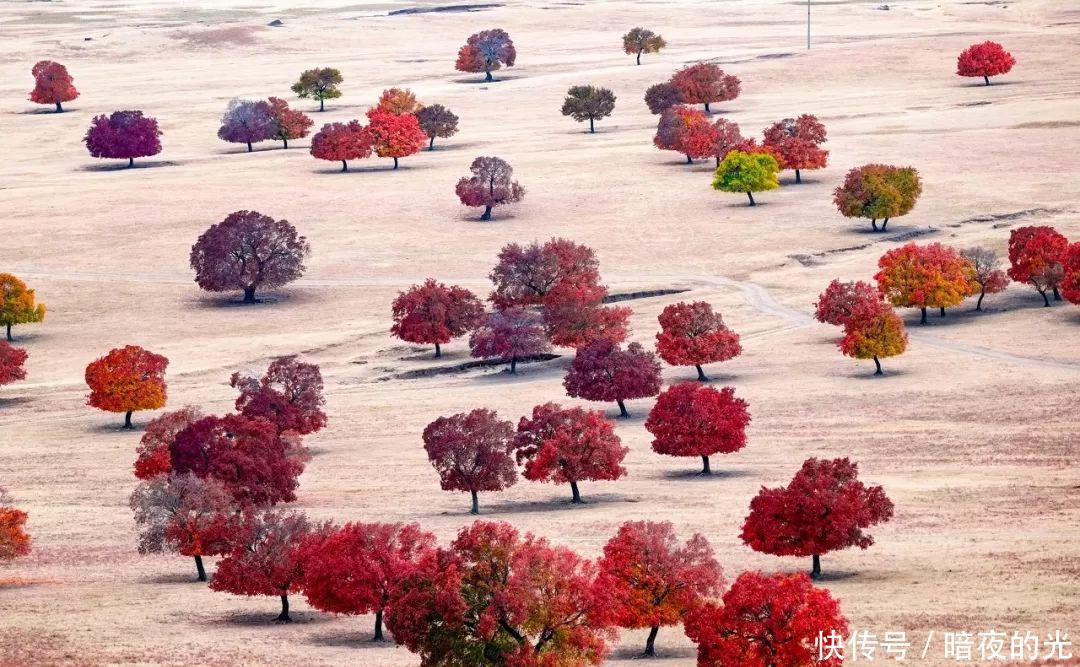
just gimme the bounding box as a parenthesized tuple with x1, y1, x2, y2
(290, 68, 343, 112)
(711, 151, 780, 206)
(560, 86, 616, 133)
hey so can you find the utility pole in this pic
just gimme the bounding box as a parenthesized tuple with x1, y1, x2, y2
(807, 0, 811, 49)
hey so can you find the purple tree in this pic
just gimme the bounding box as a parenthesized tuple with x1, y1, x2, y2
(84, 110, 162, 168)
(469, 307, 550, 374)
(218, 98, 277, 152)
(190, 210, 310, 303)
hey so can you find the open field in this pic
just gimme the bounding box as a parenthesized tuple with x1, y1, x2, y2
(1, 0, 1078, 664)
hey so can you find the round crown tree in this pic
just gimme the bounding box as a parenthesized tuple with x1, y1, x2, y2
(365, 108, 427, 169)
(230, 356, 327, 436)
(390, 279, 484, 358)
(413, 104, 459, 150)
(29, 60, 78, 112)
(310, 120, 371, 172)
(455, 156, 525, 221)
(217, 98, 277, 153)
(960, 247, 1010, 311)
(875, 242, 973, 322)
(469, 307, 551, 374)
(290, 67, 343, 111)
(622, 27, 666, 65)
(645, 382, 750, 475)
(644, 82, 684, 115)
(669, 62, 740, 113)
(267, 96, 313, 149)
(655, 301, 741, 381)
(455, 29, 516, 82)
(654, 105, 717, 164)
(85, 345, 168, 428)
(762, 114, 828, 184)
(814, 279, 881, 327)
(0, 273, 46, 342)
(561, 85, 616, 133)
(838, 300, 908, 375)
(563, 340, 662, 418)
(190, 210, 310, 304)
(0, 488, 31, 563)
(133, 406, 203, 480)
(712, 150, 780, 206)
(1007, 226, 1068, 306)
(957, 41, 1015, 85)
(84, 110, 162, 168)
(0, 342, 28, 390)
(422, 409, 517, 514)
(833, 164, 922, 231)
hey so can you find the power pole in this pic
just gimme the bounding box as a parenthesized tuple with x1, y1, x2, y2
(807, 0, 811, 49)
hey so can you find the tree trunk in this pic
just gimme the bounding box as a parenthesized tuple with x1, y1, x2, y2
(1053, 286, 1061, 301)
(871, 218, 878, 231)
(795, 169, 802, 184)
(195, 555, 207, 582)
(283, 138, 289, 149)
(428, 136, 436, 151)
(984, 75, 990, 86)
(685, 154, 692, 164)
(485, 70, 493, 82)
(746, 191, 756, 206)
(976, 289, 985, 311)
(481, 205, 493, 221)
(128, 157, 134, 168)
(589, 117, 595, 133)
(920, 307, 927, 324)
(246, 141, 253, 152)
(276, 595, 291, 622)
(616, 399, 629, 418)
(373, 609, 384, 641)
(874, 356, 883, 376)
(341, 160, 348, 172)
(1039, 288, 1050, 307)
(55, 101, 63, 112)
(695, 364, 708, 382)
(124, 410, 133, 429)
(509, 356, 517, 374)
(470, 490, 479, 515)
(881, 217, 890, 231)
(940, 306, 946, 317)
(569, 480, 582, 504)
(704, 102, 711, 113)
(243, 286, 257, 304)
(5, 323, 11, 342)
(644, 625, 660, 657)
(701, 455, 711, 475)
(434, 342, 442, 359)
(811, 554, 822, 579)
(319, 98, 325, 112)
(636, 51, 642, 66)
(393, 157, 399, 170)
(715, 155, 721, 168)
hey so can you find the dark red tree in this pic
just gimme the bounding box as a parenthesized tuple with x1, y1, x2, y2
(84, 110, 162, 168)
(1062, 242, 1080, 305)
(218, 98, 276, 152)
(455, 29, 517, 82)
(644, 82, 684, 115)
(489, 238, 605, 310)
(543, 285, 631, 350)
(669, 63, 740, 113)
(655, 301, 741, 381)
(134, 406, 203, 480)
(957, 41, 1016, 85)
(762, 115, 828, 184)
(230, 356, 326, 435)
(310, 120, 371, 171)
(267, 96, 313, 149)
(29, 60, 78, 112)
(469, 307, 551, 374)
(709, 117, 743, 167)
(190, 210, 309, 304)
(391, 279, 484, 358)
(1007, 225, 1069, 306)
(455, 156, 525, 221)
(0, 341, 28, 388)
(741, 457, 894, 579)
(414, 104, 459, 150)
(514, 402, 628, 503)
(684, 571, 848, 667)
(422, 409, 517, 514)
(563, 340, 662, 418)
(813, 279, 881, 327)
(645, 382, 750, 475)
(597, 521, 724, 656)
(302, 522, 435, 640)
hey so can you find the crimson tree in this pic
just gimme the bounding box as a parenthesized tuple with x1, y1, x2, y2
(654, 105, 717, 164)
(391, 279, 484, 358)
(655, 301, 741, 381)
(489, 238, 605, 310)
(190, 210, 309, 303)
(1007, 226, 1068, 306)
(563, 340, 662, 418)
(422, 409, 517, 514)
(455, 156, 524, 221)
(813, 279, 880, 327)
(543, 285, 630, 350)
(762, 114, 828, 184)
(645, 382, 750, 475)
(0, 342, 28, 389)
(469, 307, 551, 374)
(267, 96, 313, 149)
(133, 406, 203, 480)
(670, 63, 740, 113)
(29, 60, 78, 112)
(310, 120, 371, 171)
(230, 356, 326, 435)
(957, 41, 1015, 85)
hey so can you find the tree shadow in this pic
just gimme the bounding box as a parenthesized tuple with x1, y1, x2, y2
(88, 420, 147, 433)
(215, 610, 330, 627)
(79, 160, 179, 172)
(215, 145, 288, 155)
(848, 366, 910, 380)
(15, 107, 77, 115)
(655, 467, 752, 481)
(451, 74, 525, 84)
(426, 140, 484, 152)
(0, 395, 35, 408)
(144, 571, 204, 585)
(312, 162, 427, 174)
(188, 290, 319, 310)
(308, 628, 394, 649)
(607, 644, 696, 661)
(958, 79, 1021, 88)
(477, 492, 639, 516)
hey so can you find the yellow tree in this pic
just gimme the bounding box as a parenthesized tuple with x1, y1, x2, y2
(0, 274, 45, 342)
(712, 150, 780, 206)
(839, 302, 908, 375)
(874, 243, 973, 324)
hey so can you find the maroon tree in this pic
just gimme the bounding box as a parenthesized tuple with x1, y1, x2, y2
(710, 117, 743, 167)
(564, 340, 662, 418)
(644, 82, 684, 115)
(670, 63, 741, 113)
(514, 402, 628, 504)
(469, 307, 551, 374)
(645, 382, 750, 475)
(414, 104, 459, 150)
(489, 238, 605, 310)
(762, 114, 828, 184)
(84, 110, 162, 168)
(230, 356, 326, 435)
(218, 98, 277, 152)
(655, 301, 741, 381)
(391, 279, 484, 358)
(422, 409, 517, 514)
(133, 406, 203, 480)
(190, 210, 309, 304)
(455, 156, 525, 221)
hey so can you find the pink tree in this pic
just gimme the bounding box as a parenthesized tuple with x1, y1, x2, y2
(391, 279, 485, 358)
(564, 340, 662, 418)
(84, 110, 162, 168)
(455, 156, 525, 221)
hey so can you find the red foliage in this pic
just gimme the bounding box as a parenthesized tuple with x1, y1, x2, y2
(709, 118, 743, 165)
(230, 356, 326, 436)
(455, 156, 525, 220)
(1062, 242, 1080, 305)
(644, 82, 684, 115)
(83, 110, 162, 167)
(268, 96, 313, 148)
(655, 301, 741, 380)
(563, 340, 662, 418)
(670, 63, 740, 112)
(645, 382, 750, 474)
(169, 413, 306, 507)
(514, 402, 628, 503)
(310, 120, 372, 171)
(210, 509, 330, 622)
(455, 29, 517, 81)
(469, 307, 551, 373)
(741, 457, 894, 578)
(875, 242, 974, 322)
(957, 41, 1015, 84)
(0, 341, 28, 387)
(1007, 226, 1069, 306)
(489, 238, 605, 310)
(365, 108, 427, 168)
(29, 60, 78, 110)
(133, 406, 202, 479)
(654, 105, 718, 163)
(302, 522, 435, 639)
(385, 521, 614, 665)
(597, 521, 724, 656)
(813, 279, 880, 327)
(422, 409, 517, 513)
(0, 492, 31, 562)
(85, 345, 168, 427)
(762, 115, 828, 182)
(543, 285, 630, 350)
(684, 571, 848, 667)
(391, 279, 484, 358)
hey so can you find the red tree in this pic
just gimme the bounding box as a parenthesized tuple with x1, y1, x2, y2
(1062, 242, 1080, 305)
(875, 242, 973, 322)
(268, 96, 313, 149)
(310, 120, 371, 171)
(422, 409, 517, 514)
(0, 341, 28, 388)
(469, 307, 551, 374)
(669, 63, 740, 113)
(762, 115, 828, 184)
(813, 279, 880, 327)
(190, 210, 310, 304)
(211, 509, 330, 622)
(709, 117, 743, 167)
(957, 41, 1015, 85)
(230, 356, 327, 435)
(741, 457, 894, 578)
(489, 238, 605, 310)
(365, 108, 427, 169)
(85, 345, 168, 428)
(455, 29, 517, 82)
(1007, 226, 1068, 306)
(645, 382, 750, 475)
(169, 413, 306, 507)
(129, 472, 237, 581)
(391, 280, 484, 359)
(543, 285, 631, 350)
(564, 340, 662, 418)
(302, 522, 435, 640)
(654, 105, 718, 164)
(84, 110, 162, 168)
(597, 521, 724, 656)
(455, 156, 525, 221)
(514, 402, 628, 504)
(29, 60, 78, 112)
(385, 521, 614, 665)
(655, 301, 741, 381)
(134, 406, 203, 479)
(0, 488, 31, 562)
(684, 571, 848, 667)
